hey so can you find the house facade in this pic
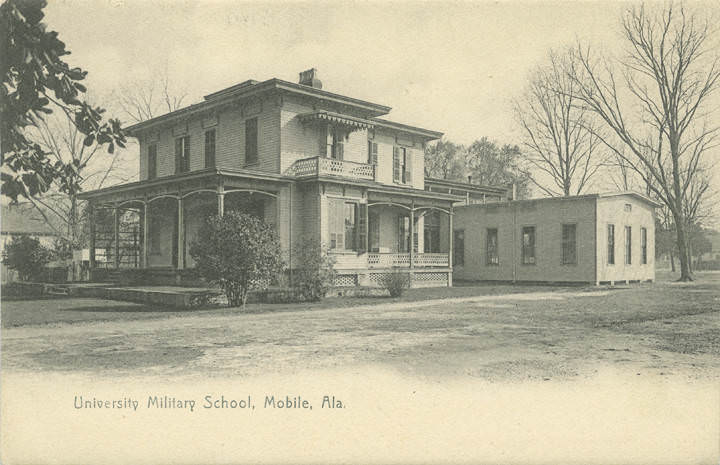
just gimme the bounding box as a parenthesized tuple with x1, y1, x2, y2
(79, 69, 485, 288)
(452, 193, 659, 285)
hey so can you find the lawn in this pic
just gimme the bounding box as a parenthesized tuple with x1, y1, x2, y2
(2, 271, 718, 381)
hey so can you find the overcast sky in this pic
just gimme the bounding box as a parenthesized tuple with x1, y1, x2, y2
(43, 0, 719, 198)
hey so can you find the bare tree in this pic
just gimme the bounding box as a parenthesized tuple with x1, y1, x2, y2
(570, 3, 720, 281)
(515, 50, 605, 196)
(114, 71, 188, 124)
(424, 139, 465, 180)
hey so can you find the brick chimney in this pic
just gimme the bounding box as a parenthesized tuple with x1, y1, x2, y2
(299, 68, 322, 89)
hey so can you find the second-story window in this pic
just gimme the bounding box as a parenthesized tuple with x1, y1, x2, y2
(245, 118, 258, 165)
(393, 147, 412, 184)
(329, 128, 344, 160)
(175, 136, 190, 174)
(367, 140, 378, 165)
(204, 129, 216, 168)
(147, 144, 157, 180)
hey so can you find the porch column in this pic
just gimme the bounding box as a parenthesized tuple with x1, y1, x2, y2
(114, 206, 120, 269)
(88, 202, 96, 275)
(142, 200, 149, 268)
(409, 202, 415, 269)
(177, 196, 185, 269)
(448, 207, 454, 287)
(217, 180, 225, 217)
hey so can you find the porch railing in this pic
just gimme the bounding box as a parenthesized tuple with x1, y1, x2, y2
(290, 156, 375, 181)
(367, 253, 449, 268)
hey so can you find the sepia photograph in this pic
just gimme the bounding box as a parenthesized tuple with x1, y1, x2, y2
(1, 0, 719, 463)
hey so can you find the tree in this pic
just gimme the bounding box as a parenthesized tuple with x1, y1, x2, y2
(465, 138, 532, 199)
(189, 212, 285, 309)
(1, 0, 126, 201)
(570, 4, 720, 281)
(2, 235, 52, 281)
(293, 238, 336, 301)
(424, 139, 465, 180)
(515, 50, 605, 196)
(113, 68, 188, 124)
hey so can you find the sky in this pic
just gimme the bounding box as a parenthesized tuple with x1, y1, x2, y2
(43, 0, 719, 200)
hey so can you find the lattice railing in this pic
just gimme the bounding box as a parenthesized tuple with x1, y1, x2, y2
(414, 253, 450, 267)
(290, 156, 375, 181)
(368, 253, 411, 268)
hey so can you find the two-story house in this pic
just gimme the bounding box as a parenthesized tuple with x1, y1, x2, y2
(79, 69, 492, 288)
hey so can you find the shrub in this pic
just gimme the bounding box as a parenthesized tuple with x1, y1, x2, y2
(1, 235, 52, 281)
(189, 212, 285, 309)
(293, 238, 336, 301)
(380, 272, 411, 297)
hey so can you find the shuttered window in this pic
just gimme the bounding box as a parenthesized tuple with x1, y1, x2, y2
(245, 118, 258, 164)
(175, 136, 190, 173)
(204, 129, 216, 168)
(367, 141, 378, 165)
(393, 146, 412, 184)
(369, 212, 380, 253)
(329, 199, 359, 251)
(147, 144, 157, 180)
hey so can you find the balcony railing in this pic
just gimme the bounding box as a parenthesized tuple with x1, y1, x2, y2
(291, 156, 375, 181)
(367, 253, 449, 268)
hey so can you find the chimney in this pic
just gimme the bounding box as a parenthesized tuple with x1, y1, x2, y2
(298, 68, 322, 89)
(467, 175, 473, 184)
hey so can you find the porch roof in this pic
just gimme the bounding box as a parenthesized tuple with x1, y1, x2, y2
(77, 168, 292, 203)
(298, 111, 375, 130)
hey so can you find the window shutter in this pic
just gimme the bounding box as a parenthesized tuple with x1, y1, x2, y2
(358, 203, 367, 254)
(405, 148, 412, 184)
(184, 136, 190, 172)
(326, 128, 334, 158)
(175, 138, 182, 173)
(413, 215, 418, 253)
(336, 200, 344, 249)
(336, 140, 344, 160)
(393, 147, 400, 182)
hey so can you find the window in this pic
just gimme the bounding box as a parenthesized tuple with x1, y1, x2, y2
(521, 226, 536, 264)
(624, 203, 632, 212)
(175, 136, 190, 173)
(245, 118, 258, 164)
(453, 230, 464, 266)
(398, 215, 410, 253)
(562, 224, 577, 265)
(625, 226, 632, 264)
(367, 140, 378, 165)
(607, 224, 615, 265)
(147, 144, 157, 180)
(486, 228, 499, 265)
(328, 128, 344, 160)
(204, 129, 216, 168)
(641, 227, 647, 264)
(328, 199, 364, 252)
(393, 146, 412, 184)
(424, 212, 441, 253)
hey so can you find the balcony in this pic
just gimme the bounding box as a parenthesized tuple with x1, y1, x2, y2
(291, 156, 375, 181)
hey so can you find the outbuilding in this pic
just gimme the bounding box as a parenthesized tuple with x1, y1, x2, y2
(452, 192, 659, 285)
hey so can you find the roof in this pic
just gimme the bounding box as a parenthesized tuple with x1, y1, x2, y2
(455, 191, 663, 210)
(425, 177, 509, 194)
(1, 203, 59, 236)
(125, 78, 393, 135)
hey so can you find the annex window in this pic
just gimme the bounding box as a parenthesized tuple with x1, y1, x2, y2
(453, 229, 464, 266)
(424, 212, 441, 253)
(562, 224, 577, 265)
(521, 226, 536, 265)
(607, 224, 615, 265)
(393, 146, 412, 184)
(367, 140, 378, 165)
(641, 227, 647, 264)
(174, 136, 190, 174)
(204, 129, 216, 168)
(486, 228, 499, 265)
(147, 144, 157, 180)
(624, 226, 632, 265)
(245, 118, 258, 164)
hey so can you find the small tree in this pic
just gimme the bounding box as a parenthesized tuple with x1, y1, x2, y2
(189, 212, 284, 309)
(2, 235, 52, 281)
(293, 238, 336, 301)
